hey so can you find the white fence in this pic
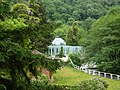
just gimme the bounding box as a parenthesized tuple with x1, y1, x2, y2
(69, 58, 120, 80)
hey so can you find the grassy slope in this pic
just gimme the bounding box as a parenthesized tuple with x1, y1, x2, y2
(53, 64, 120, 90)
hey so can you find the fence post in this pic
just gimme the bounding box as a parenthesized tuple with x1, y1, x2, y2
(110, 74, 113, 79)
(98, 72, 101, 76)
(74, 65, 76, 68)
(117, 75, 120, 80)
(77, 66, 79, 70)
(104, 73, 106, 78)
(93, 70, 96, 75)
(81, 68, 83, 71)
(85, 69, 88, 73)
(79, 67, 81, 71)
(88, 70, 91, 74)
(84, 69, 87, 73)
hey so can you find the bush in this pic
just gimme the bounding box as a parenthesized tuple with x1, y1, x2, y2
(34, 84, 80, 90)
(30, 74, 49, 90)
(17, 77, 108, 90)
(17, 74, 49, 90)
(69, 53, 83, 66)
(79, 78, 108, 90)
(29, 77, 80, 90)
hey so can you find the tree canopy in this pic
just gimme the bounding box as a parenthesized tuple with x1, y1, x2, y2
(84, 6, 120, 74)
(41, 0, 120, 26)
(0, 0, 61, 89)
(0, 0, 120, 89)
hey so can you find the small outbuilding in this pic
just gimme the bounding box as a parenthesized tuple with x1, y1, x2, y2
(48, 37, 81, 56)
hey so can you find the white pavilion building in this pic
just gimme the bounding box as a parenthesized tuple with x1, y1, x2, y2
(48, 37, 82, 56)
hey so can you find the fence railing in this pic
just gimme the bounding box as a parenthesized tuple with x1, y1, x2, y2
(69, 58, 120, 80)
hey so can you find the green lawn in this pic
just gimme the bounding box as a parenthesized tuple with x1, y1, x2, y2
(53, 64, 120, 90)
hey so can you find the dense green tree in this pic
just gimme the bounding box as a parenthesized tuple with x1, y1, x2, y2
(41, 0, 120, 25)
(0, 18, 35, 89)
(0, 1, 61, 89)
(69, 53, 84, 66)
(29, 0, 54, 52)
(84, 6, 120, 74)
(11, 0, 54, 52)
(53, 24, 70, 40)
(82, 17, 96, 30)
(66, 21, 84, 46)
(0, 0, 13, 21)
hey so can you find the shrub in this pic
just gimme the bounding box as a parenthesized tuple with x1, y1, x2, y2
(39, 85, 80, 90)
(30, 74, 49, 90)
(79, 78, 108, 90)
(17, 77, 108, 90)
(17, 74, 49, 90)
(69, 53, 83, 66)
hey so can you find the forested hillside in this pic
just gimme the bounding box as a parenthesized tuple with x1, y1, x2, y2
(0, 0, 120, 90)
(42, 0, 120, 28)
(41, 0, 120, 75)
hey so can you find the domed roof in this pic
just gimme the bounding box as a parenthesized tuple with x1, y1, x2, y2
(52, 37, 66, 45)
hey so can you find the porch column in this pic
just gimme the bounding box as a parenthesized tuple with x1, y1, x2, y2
(58, 47, 60, 54)
(54, 47, 56, 55)
(78, 47, 80, 53)
(64, 47, 67, 55)
(50, 47, 52, 56)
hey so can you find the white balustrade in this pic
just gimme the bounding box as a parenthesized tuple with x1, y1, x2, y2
(69, 58, 120, 81)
